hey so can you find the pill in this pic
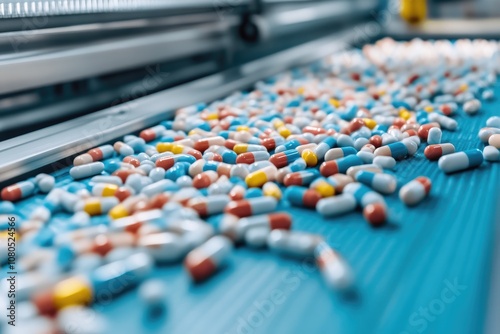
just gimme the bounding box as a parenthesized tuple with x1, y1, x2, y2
(283, 169, 320, 187)
(314, 241, 353, 291)
(70, 162, 105, 180)
(244, 227, 270, 248)
(187, 195, 230, 216)
(262, 182, 282, 199)
(483, 146, 500, 161)
(489, 134, 500, 149)
(324, 147, 357, 161)
(438, 149, 483, 173)
(487, 116, 500, 128)
(346, 164, 382, 178)
(373, 156, 396, 169)
(428, 113, 457, 131)
(363, 203, 387, 226)
(427, 127, 442, 145)
(463, 99, 481, 114)
(424, 143, 455, 161)
(314, 137, 337, 160)
(73, 145, 114, 166)
(75, 197, 119, 216)
(225, 197, 278, 217)
(1, 181, 36, 202)
(228, 213, 292, 242)
(138, 279, 167, 308)
(326, 174, 353, 193)
(320, 155, 364, 177)
(236, 151, 270, 164)
(355, 171, 397, 194)
(316, 194, 356, 217)
(184, 235, 232, 282)
(233, 143, 267, 154)
(140, 125, 166, 142)
(478, 127, 500, 143)
(138, 232, 186, 263)
(374, 142, 408, 160)
(284, 186, 321, 208)
(309, 178, 335, 197)
(229, 184, 246, 200)
(35, 174, 55, 193)
(113, 141, 134, 156)
(399, 176, 431, 206)
(245, 165, 278, 187)
(343, 182, 386, 208)
(417, 123, 441, 141)
(269, 149, 301, 168)
(267, 230, 323, 257)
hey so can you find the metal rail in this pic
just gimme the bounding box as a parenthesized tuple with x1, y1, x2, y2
(0, 27, 357, 183)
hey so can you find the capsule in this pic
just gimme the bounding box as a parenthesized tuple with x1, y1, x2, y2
(36, 174, 56, 193)
(324, 147, 357, 161)
(316, 194, 356, 217)
(75, 197, 119, 216)
(427, 127, 442, 145)
(343, 182, 386, 208)
(374, 142, 408, 160)
(269, 149, 301, 168)
(191, 160, 231, 178)
(424, 143, 455, 161)
(229, 184, 246, 200)
(1, 181, 36, 202)
(487, 116, 500, 128)
(155, 154, 196, 170)
(417, 122, 440, 140)
(267, 230, 323, 257)
(463, 99, 481, 115)
(372, 156, 396, 169)
(490, 134, 500, 149)
(138, 232, 187, 263)
(313, 137, 337, 160)
(187, 195, 230, 216)
(73, 145, 114, 166)
(70, 162, 105, 180)
(92, 183, 119, 197)
(483, 146, 500, 162)
(236, 151, 270, 164)
(233, 143, 267, 154)
(355, 171, 397, 195)
(301, 149, 318, 167)
(262, 182, 282, 199)
(113, 141, 134, 156)
(309, 178, 335, 197)
(261, 136, 285, 151)
(320, 155, 364, 177)
(284, 186, 321, 208)
(245, 165, 278, 187)
(275, 137, 309, 153)
(32, 253, 153, 314)
(363, 203, 387, 227)
(346, 164, 382, 178)
(206, 146, 237, 164)
(224, 196, 278, 217)
(192, 171, 219, 189)
(326, 174, 353, 193)
(140, 125, 166, 142)
(283, 169, 320, 187)
(438, 149, 483, 173)
(230, 213, 292, 242)
(314, 241, 353, 291)
(479, 127, 500, 143)
(184, 236, 232, 282)
(399, 177, 431, 206)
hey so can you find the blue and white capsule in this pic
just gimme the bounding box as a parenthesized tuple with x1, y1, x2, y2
(355, 171, 397, 195)
(438, 149, 484, 173)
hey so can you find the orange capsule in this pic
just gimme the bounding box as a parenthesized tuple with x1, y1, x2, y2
(424, 143, 455, 161)
(363, 203, 386, 227)
(369, 135, 382, 148)
(123, 156, 140, 167)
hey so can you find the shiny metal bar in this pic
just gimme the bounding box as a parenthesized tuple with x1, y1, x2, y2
(0, 21, 231, 95)
(0, 27, 358, 183)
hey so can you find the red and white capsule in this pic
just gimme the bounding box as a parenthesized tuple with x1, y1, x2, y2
(399, 176, 431, 206)
(192, 171, 219, 189)
(1, 181, 36, 202)
(224, 197, 278, 218)
(184, 236, 232, 282)
(314, 241, 353, 291)
(186, 195, 230, 216)
(74, 145, 114, 166)
(232, 213, 292, 242)
(113, 141, 134, 156)
(140, 125, 166, 142)
(424, 143, 455, 161)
